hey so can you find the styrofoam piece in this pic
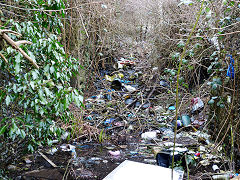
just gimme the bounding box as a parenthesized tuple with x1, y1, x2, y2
(103, 160, 184, 180)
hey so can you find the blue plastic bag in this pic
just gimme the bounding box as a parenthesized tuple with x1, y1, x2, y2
(226, 55, 234, 79)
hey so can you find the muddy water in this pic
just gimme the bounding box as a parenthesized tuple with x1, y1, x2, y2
(11, 136, 157, 180)
(70, 140, 156, 179)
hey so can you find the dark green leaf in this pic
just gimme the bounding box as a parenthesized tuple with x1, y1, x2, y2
(0, 125, 7, 136)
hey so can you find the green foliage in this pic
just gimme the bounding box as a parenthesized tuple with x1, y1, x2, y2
(98, 129, 105, 144)
(0, 0, 83, 153)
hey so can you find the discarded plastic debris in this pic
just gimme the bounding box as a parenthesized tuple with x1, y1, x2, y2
(156, 153, 170, 168)
(200, 159, 210, 166)
(168, 106, 176, 111)
(105, 73, 124, 82)
(109, 150, 121, 156)
(103, 160, 108, 163)
(212, 164, 220, 173)
(212, 174, 231, 180)
(111, 79, 122, 90)
(103, 160, 184, 180)
(135, 101, 141, 107)
(125, 98, 134, 105)
(156, 152, 183, 168)
(24, 158, 32, 164)
(61, 131, 69, 140)
(91, 95, 97, 99)
(71, 148, 77, 159)
(89, 157, 102, 161)
(152, 67, 158, 72)
(47, 147, 58, 155)
(85, 115, 93, 121)
(127, 125, 134, 131)
(177, 120, 182, 128)
(160, 79, 170, 87)
(191, 97, 204, 113)
(116, 58, 135, 69)
(60, 144, 76, 152)
(199, 146, 206, 152)
(104, 118, 115, 126)
(169, 147, 188, 153)
(192, 119, 205, 128)
(114, 121, 125, 127)
(142, 102, 151, 109)
(121, 80, 132, 84)
(194, 152, 200, 158)
(141, 131, 158, 140)
(119, 58, 135, 66)
(96, 99, 106, 104)
(226, 55, 234, 79)
(182, 115, 191, 127)
(59, 144, 77, 159)
(104, 89, 112, 100)
(123, 84, 137, 93)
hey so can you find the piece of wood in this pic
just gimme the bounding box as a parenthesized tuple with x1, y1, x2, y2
(38, 151, 57, 168)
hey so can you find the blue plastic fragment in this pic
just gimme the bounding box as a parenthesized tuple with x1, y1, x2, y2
(168, 106, 176, 110)
(177, 120, 182, 128)
(106, 94, 112, 100)
(91, 96, 97, 99)
(86, 115, 93, 120)
(78, 145, 91, 149)
(104, 118, 115, 125)
(120, 80, 131, 84)
(226, 55, 234, 79)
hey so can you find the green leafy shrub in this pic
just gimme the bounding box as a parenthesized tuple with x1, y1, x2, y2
(0, 0, 83, 165)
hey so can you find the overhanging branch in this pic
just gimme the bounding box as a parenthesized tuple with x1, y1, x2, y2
(0, 29, 39, 69)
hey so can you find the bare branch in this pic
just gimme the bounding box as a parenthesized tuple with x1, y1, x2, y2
(0, 52, 8, 63)
(15, 40, 32, 46)
(0, 29, 21, 37)
(0, 30, 39, 69)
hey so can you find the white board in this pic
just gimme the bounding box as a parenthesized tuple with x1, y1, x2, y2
(103, 160, 184, 180)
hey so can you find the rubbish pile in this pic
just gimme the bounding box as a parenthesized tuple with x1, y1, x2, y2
(80, 56, 236, 179)
(8, 56, 238, 179)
